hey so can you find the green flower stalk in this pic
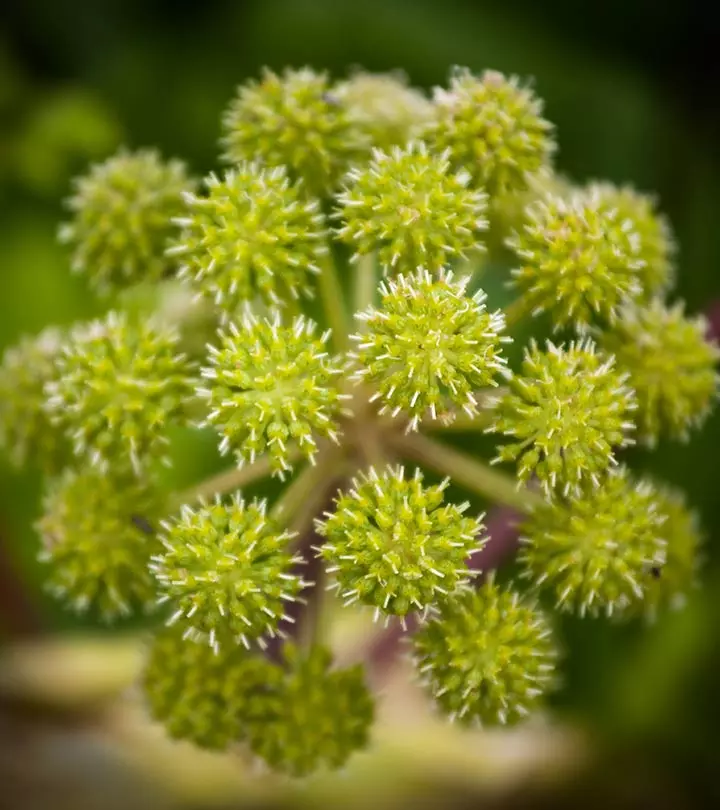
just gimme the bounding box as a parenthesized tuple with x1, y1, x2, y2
(9, 61, 718, 779)
(37, 467, 165, 619)
(317, 466, 485, 620)
(0, 327, 70, 472)
(198, 312, 345, 476)
(150, 494, 306, 651)
(143, 625, 282, 750)
(519, 469, 667, 617)
(507, 188, 646, 330)
(169, 164, 328, 313)
(422, 67, 555, 198)
(598, 300, 719, 445)
(489, 338, 636, 497)
(221, 67, 369, 197)
(247, 643, 374, 777)
(58, 148, 193, 294)
(351, 269, 509, 430)
(44, 311, 196, 473)
(413, 577, 557, 725)
(335, 70, 434, 151)
(336, 142, 488, 274)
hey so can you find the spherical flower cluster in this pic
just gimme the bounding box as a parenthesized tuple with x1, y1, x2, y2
(489, 339, 636, 496)
(519, 469, 667, 617)
(422, 67, 555, 198)
(247, 643, 374, 777)
(636, 486, 702, 619)
(0, 327, 69, 472)
(335, 142, 488, 273)
(44, 311, 195, 473)
(335, 71, 434, 151)
(317, 466, 485, 619)
(199, 313, 345, 476)
(58, 148, 193, 294)
(413, 578, 557, 725)
(598, 300, 719, 445)
(169, 164, 328, 313)
(351, 270, 509, 430)
(150, 494, 305, 650)
(507, 188, 647, 330)
(142, 625, 282, 751)
(591, 182, 675, 297)
(221, 67, 369, 196)
(37, 467, 164, 620)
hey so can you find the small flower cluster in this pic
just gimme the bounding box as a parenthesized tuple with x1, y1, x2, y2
(1, 63, 716, 777)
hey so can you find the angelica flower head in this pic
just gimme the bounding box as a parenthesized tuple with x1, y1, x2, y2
(246, 643, 374, 777)
(422, 67, 555, 198)
(170, 164, 328, 314)
(44, 311, 196, 473)
(317, 465, 485, 619)
(489, 338, 636, 497)
(520, 469, 667, 617)
(58, 148, 193, 295)
(0, 327, 70, 472)
(198, 311, 345, 476)
(639, 486, 702, 618)
(590, 182, 676, 297)
(335, 142, 488, 274)
(413, 577, 557, 726)
(598, 300, 719, 445)
(351, 269, 509, 430)
(508, 187, 647, 330)
(221, 67, 369, 196)
(335, 70, 434, 151)
(37, 467, 165, 620)
(150, 494, 306, 651)
(142, 625, 282, 751)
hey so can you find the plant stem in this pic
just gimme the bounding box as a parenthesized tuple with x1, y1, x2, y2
(174, 449, 298, 506)
(353, 252, 377, 319)
(503, 295, 533, 329)
(390, 432, 544, 513)
(317, 250, 349, 352)
(269, 447, 346, 531)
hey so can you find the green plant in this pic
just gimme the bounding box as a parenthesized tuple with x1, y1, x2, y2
(1, 64, 717, 779)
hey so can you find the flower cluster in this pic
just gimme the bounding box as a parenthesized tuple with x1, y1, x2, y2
(2, 63, 716, 780)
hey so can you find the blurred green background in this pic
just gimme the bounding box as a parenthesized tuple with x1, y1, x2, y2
(1, 0, 719, 805)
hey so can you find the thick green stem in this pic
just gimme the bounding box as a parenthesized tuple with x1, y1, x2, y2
(353, 252, 377, 320)
(317, 250, 349, 352)
(390, 432, 544, 513)
(174, 449, 299, 506)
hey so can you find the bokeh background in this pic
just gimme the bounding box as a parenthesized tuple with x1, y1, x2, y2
(1, 0, 719, 807)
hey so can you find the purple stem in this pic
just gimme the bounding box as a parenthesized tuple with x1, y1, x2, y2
(366, 504, 523, 677)
(706, 300, 720, 343)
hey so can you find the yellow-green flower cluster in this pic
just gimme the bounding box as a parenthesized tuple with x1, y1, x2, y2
(37, 467, 165, 620)
(246, 644, 374, 777)
(317, 466, 485, 619)
(422, 67, 555, 198)
(520, 469, 667, 617)
(490, 339, 636, 496)
(199, 312, 345, 476)
(413, 578, 557, 725)
(170, 164, 328, 313)
(351, 269, 509, 430)
(151, 494, 305, 651)
(221, 67, 369, 196)
(59, 148, 193, 294)
(45, 311, 195, 473)
(0, 327, 69, 472)
(336, 142, 488, 273)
